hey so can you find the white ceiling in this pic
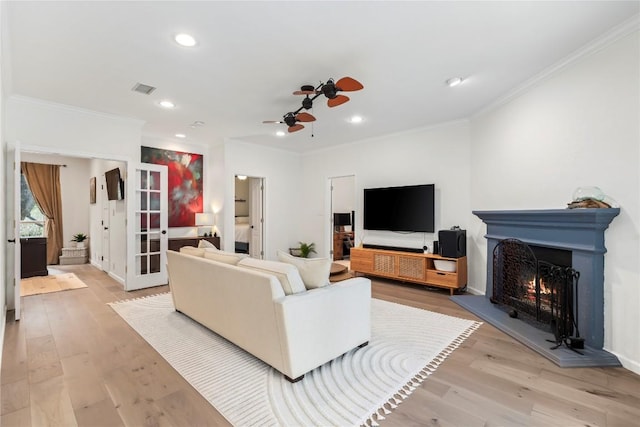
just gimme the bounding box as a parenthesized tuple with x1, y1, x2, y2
(4, 1, 638, 153)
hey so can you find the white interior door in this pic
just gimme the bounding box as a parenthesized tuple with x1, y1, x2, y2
(249, 178, 264, 259)
(101, 174, 110, 271)
(5, 142, 21, 320)
(126, 163, 168, 290)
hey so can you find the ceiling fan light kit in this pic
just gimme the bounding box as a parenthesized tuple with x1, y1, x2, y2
(263, 76, 363, 133)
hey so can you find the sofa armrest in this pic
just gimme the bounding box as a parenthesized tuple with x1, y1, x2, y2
(273, 277, 371, 379)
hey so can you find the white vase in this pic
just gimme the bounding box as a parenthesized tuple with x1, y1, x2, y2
(76, 241, 86, 249)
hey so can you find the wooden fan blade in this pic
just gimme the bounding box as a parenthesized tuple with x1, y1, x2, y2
(328, 95, 349, 108)
(288, 124, 304, 133)
(263, 120, 283, 124)
(295, 112, 316, 122)
(336, 77, 363, 92)
(293, 90, 318, 95)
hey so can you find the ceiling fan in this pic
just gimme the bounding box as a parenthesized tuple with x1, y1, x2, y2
(262, 111, 316, 133)
(293, 77, 364, 108)
(263, 76, 363, 133)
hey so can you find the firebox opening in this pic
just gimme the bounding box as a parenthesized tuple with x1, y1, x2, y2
(492, 239, 577, 339)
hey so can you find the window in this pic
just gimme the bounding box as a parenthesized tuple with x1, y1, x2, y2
(20, 173, 45, 237)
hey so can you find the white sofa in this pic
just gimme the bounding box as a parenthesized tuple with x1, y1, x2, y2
(166, 249, 371, 381)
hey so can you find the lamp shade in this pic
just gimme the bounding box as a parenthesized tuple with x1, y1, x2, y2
(195, 212, 214, 226)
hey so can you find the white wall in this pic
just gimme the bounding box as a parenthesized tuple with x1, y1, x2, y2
(300, 121, 471, 258)
(5, 97, 144, 286)
(221, 139, 301, 259)
(235, 177, 250, 217)
(332, 175, 355, 213)
(0, 0, 7, 348)
(469, 31, 640, 373)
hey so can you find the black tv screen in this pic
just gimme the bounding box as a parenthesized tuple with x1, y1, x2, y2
(334, 212, 352, 227)
(363, 184, 434, 232)
(105, 168, 124, 201)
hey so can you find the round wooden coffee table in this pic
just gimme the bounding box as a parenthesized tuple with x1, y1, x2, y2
(330, 263, 348, 276)
(330, 263, 353, 282)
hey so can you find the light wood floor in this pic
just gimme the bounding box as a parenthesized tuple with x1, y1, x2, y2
(2, 264, 639, 426)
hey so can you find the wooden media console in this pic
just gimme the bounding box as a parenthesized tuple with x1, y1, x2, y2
(350, 246, 467, 295)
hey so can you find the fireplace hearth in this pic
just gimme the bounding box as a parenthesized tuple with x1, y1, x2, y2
(451, 208, 620, 368)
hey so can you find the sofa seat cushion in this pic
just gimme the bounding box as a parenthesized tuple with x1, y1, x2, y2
(277, 250, 331, 290)
(237, 258, 306, 295)
(180, 246, 206, 257)
(204, 250, 249, 265)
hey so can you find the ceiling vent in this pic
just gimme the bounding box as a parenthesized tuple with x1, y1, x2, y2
(131, 82, 156, 95)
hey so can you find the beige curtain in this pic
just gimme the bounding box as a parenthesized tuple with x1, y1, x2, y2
(21, 162, 64, 264)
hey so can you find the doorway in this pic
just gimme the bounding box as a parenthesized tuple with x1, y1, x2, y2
(234, 175, 265, 259)
(330, 175, 356, 262)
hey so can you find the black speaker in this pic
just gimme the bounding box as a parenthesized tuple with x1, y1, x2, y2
(438, 229, 466, 258)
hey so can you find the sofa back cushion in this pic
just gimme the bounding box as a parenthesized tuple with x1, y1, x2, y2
(198, 239, 218, 249)
(180, 246, 205, 257)
(237, 258, 306, 295)
(204, 250, 249, 265)
(277, 250, 331, 290)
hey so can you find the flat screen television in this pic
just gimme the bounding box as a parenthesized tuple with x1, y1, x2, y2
(105, 168, 124, 201)
(363, 184, 434, 232)
(333, 212, 352, 227)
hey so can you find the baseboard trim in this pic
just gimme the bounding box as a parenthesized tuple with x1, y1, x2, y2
(0, 304, 6, 373)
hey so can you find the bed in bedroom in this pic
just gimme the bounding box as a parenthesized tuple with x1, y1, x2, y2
(235, 216, 250, 253)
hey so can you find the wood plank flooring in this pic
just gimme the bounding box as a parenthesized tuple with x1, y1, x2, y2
(2, 264, 639, 426)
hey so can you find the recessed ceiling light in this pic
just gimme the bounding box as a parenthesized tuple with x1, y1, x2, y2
(350, 115, 363, 124)
(276, 130, 286, 137)
(175, 133, 186, 138)
(446, 77, 464, 87)
(159, 100, 175, 108)
(174, 33, 197, 47)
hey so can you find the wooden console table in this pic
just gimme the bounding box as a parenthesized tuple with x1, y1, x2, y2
(350, 246, 467, 295)
(168, 236, 220, 251)
(333, 231, 354, 261)
(20, 237, 48, 278)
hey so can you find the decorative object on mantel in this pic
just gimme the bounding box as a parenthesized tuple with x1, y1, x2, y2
(567, 186, 618, 209)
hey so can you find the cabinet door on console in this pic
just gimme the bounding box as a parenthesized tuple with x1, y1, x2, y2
(350, 247, 373, 273)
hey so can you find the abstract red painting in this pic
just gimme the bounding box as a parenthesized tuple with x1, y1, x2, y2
(141, 146, 203, 227)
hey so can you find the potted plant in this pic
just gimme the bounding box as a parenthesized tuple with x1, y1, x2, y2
(71, 233, 88, 248)
(297, 241, 316, 258)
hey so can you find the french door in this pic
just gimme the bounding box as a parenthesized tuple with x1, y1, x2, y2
(5, 142, 21, 320)
(126, 163, 168, 290)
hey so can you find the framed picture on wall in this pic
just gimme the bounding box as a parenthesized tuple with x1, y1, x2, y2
(140, 146, 203, 227)
(89, 177, 96, 204)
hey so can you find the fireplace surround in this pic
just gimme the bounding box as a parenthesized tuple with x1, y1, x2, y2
(451, 208, 620, 367)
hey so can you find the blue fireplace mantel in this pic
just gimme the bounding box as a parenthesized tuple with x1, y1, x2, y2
(452, 208, 620, 368)
(473, 208, 620, 254)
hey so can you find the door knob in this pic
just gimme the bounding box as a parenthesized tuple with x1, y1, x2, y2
(7, 239, 15, 243)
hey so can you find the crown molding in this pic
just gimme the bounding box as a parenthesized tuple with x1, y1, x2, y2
(8, 94, 146, 126)
(473, 14, 640, 119)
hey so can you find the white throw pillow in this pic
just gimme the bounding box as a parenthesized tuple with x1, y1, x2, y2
(237, 258, 306, 295)
(203, 250, 248, 265)
(277, 250, 331, 289)
(198, 239, 217, 249)
(179, 246, 205, 257)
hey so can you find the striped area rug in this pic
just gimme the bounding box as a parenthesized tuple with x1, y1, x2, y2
(109, 293, 481, 426)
